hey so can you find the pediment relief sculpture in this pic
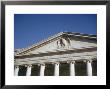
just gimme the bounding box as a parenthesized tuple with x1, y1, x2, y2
(56, 37, 71, 49)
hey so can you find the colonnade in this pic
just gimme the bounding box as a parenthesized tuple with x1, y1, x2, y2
(14, 60, 93, 76)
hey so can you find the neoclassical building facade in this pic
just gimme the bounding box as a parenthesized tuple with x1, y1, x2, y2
(14, 32, 97, 76)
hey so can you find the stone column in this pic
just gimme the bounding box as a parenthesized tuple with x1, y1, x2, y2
(40, 64, 45, 76)
(14, 66, 19, 76)
(87, 60, 92, 76)
(54, 63, 59, 76)
(26, 65, 32, 76)
(70, 61, 75, 76)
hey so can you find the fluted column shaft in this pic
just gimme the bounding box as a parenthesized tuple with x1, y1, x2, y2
(14, 66, 19, 76)
(54, 63, 59, 76)
(40, 64, 45, 76)
(87, 60, 92, 76)
(70, 61, 75, 76)
(26, 65, 32, 76)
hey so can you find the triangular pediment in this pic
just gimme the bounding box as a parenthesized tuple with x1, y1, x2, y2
(15, 32, 97, 56)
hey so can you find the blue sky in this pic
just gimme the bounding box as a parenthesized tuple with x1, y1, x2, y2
(14, 14, 97, 49)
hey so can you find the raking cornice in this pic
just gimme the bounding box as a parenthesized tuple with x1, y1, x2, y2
(15, 32, 97, 56)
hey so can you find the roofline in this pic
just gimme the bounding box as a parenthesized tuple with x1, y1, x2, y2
(15, 32, 97, 55)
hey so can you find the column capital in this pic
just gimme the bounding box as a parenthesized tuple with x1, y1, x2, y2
(52, 62, 59, 65)
(56, 62, 59, 64)
(87, 60, 92, 63)
(15, 65, 19, 68)
(83, 60, 92, 63)
(67, 60, 75, 64)
(40, 63, 45, 66)
(25, 64, 32, 67)
(71, 61, 75, 64)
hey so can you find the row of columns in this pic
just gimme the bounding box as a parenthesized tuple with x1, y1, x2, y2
(14, 60, 93, 76)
